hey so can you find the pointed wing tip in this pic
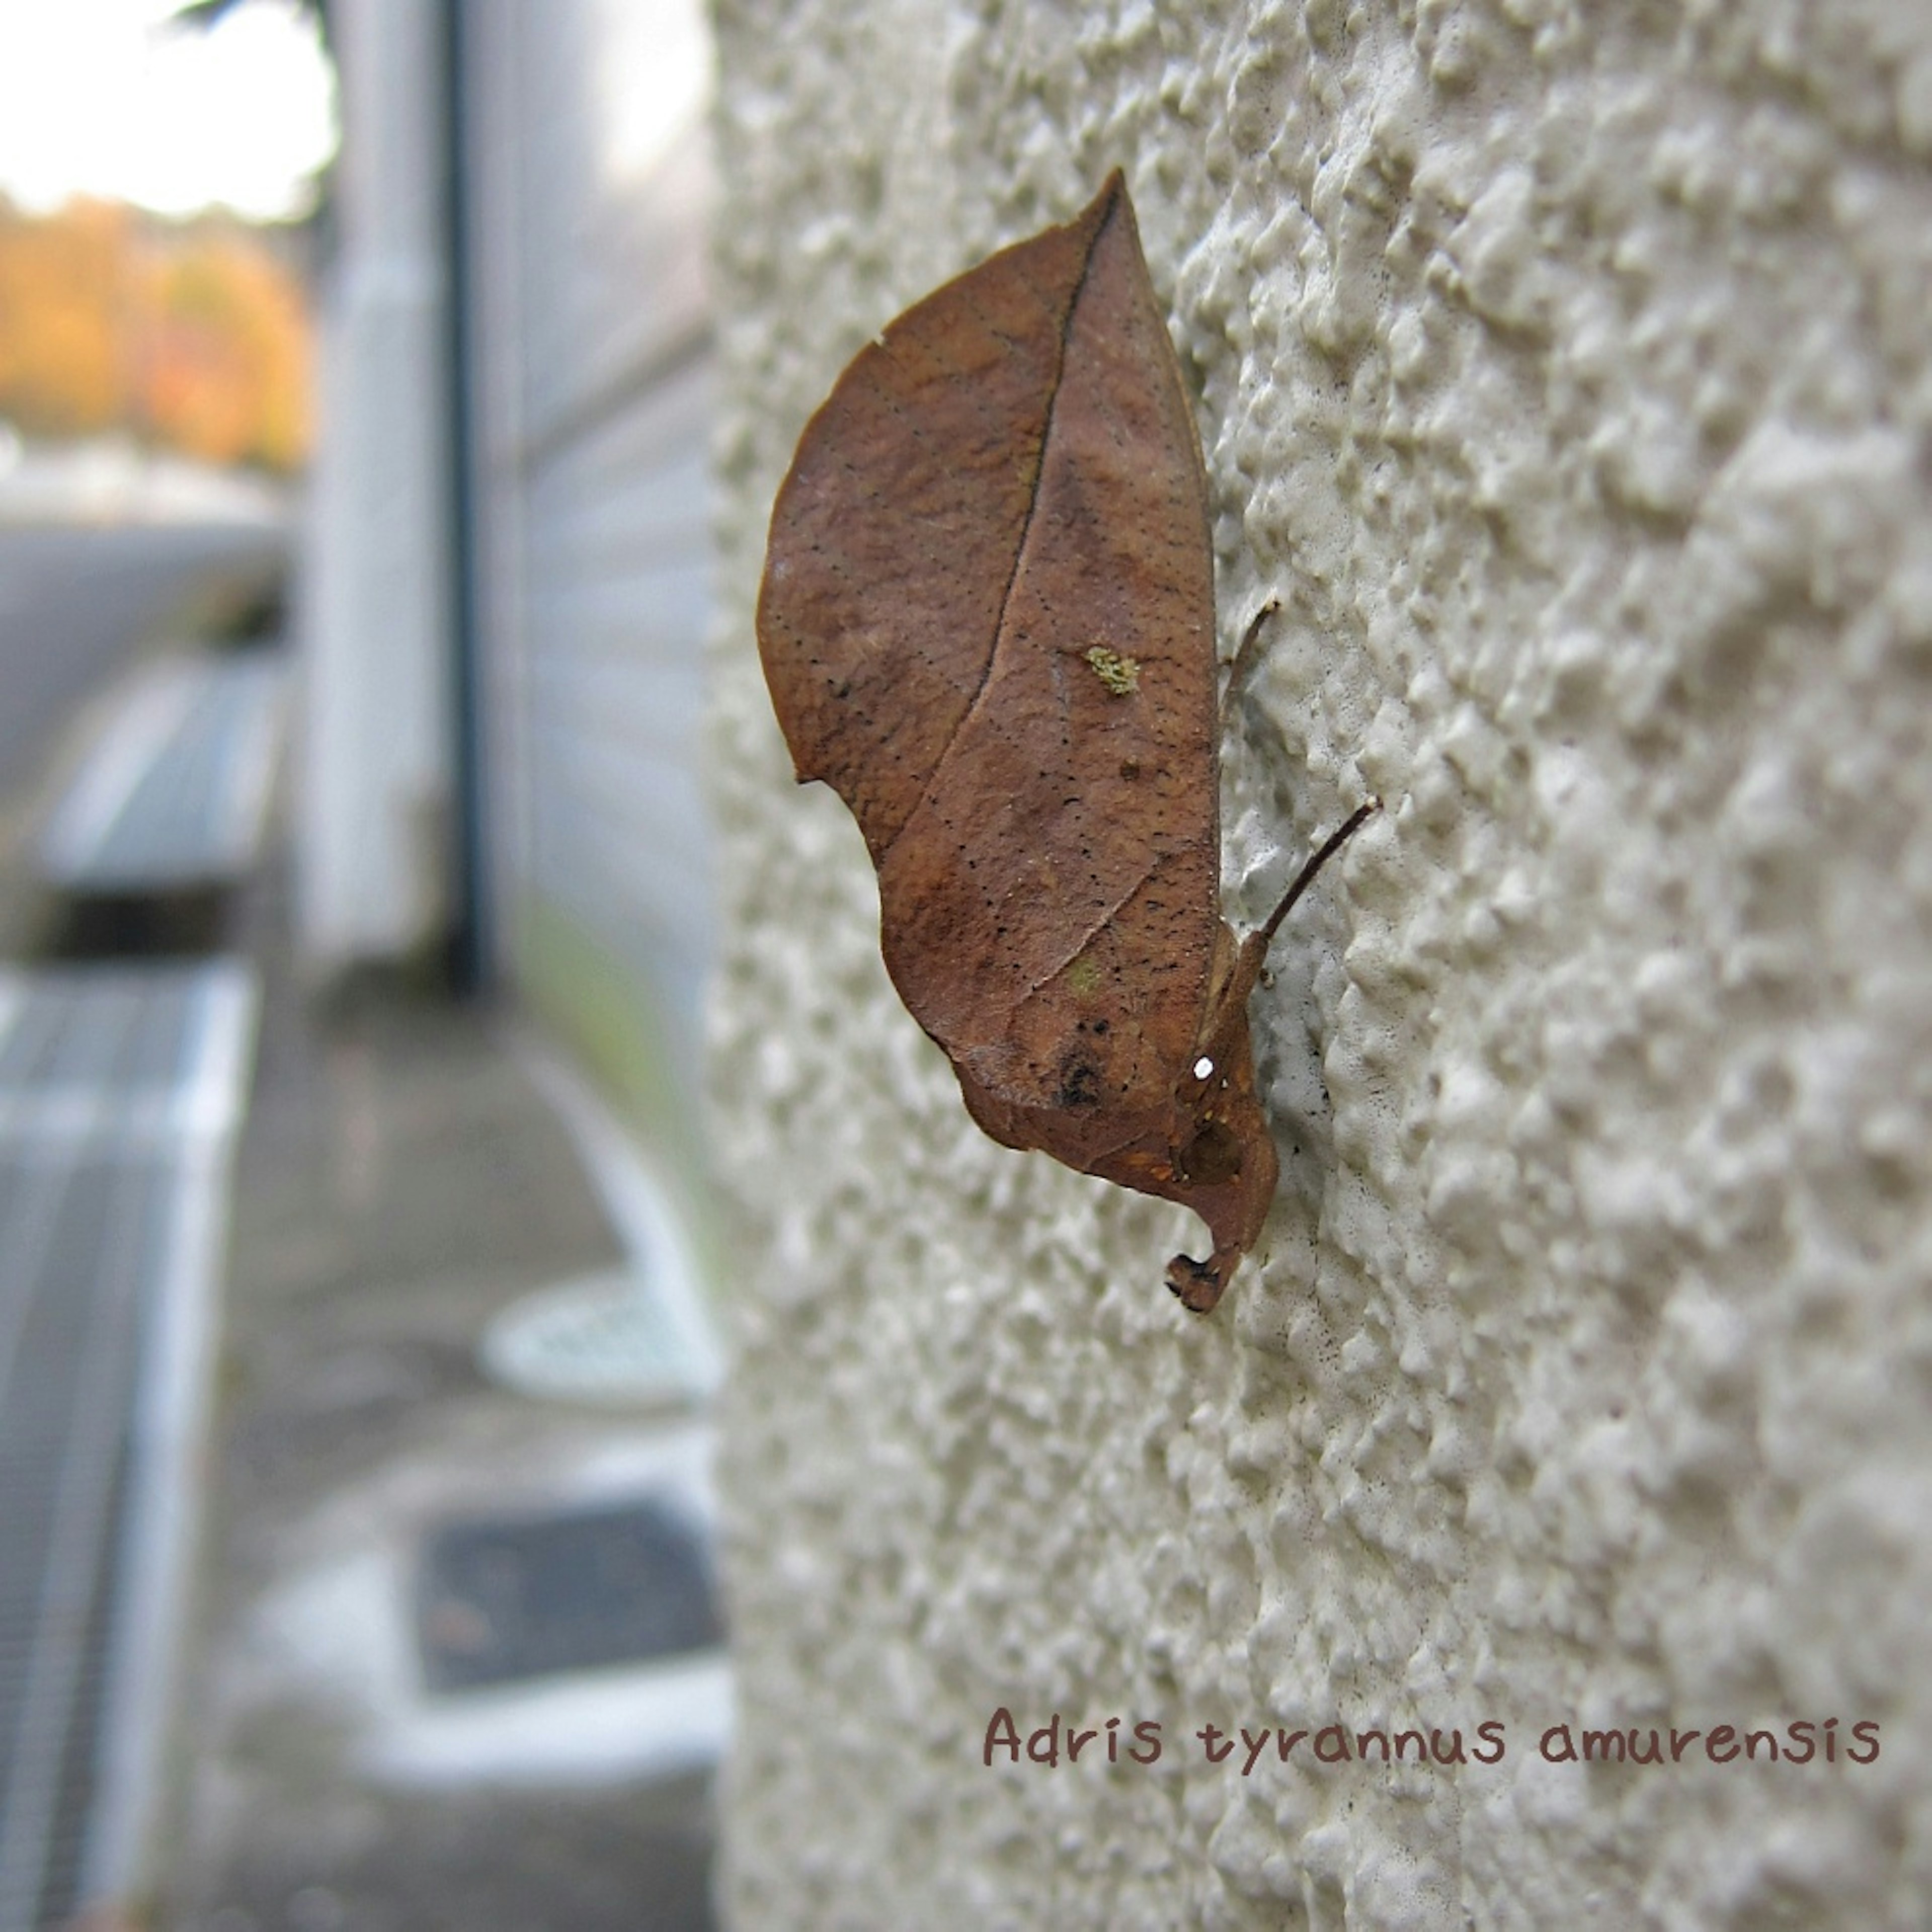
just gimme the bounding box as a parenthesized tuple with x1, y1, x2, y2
(1071, 169, 1145, 271)
(1089, 168, 1129, 221)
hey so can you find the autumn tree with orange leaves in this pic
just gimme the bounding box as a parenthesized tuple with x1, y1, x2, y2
(0, 196, 311, 471)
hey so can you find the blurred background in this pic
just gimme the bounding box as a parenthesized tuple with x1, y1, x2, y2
(0, 2, 727, 1927)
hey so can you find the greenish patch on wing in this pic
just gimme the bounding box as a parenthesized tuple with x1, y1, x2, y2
(1084, 645, 1140, 695)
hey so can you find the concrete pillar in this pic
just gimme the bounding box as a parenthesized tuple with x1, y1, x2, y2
(297, 0, 452, 973)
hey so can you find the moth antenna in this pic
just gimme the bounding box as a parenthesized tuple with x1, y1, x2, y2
(1218, 597, 1280, 730)
(1253, 800, 1379, 955)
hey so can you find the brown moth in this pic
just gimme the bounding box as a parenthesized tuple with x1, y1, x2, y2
(756, 172, 1371, 1314)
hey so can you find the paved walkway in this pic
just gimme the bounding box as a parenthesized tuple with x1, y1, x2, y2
(158, 854, 722, 1931)
(0, 526, 721, 1930)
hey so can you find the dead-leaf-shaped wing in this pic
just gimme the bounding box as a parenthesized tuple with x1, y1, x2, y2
(758, 173, 1222, 1173)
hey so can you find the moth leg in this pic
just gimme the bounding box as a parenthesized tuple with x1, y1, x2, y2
(1218, 596, 1281, 733)
(1218, 602, 1378, 950)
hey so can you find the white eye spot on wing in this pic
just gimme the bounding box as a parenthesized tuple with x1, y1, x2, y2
(1193, 1056, 1215, 1080)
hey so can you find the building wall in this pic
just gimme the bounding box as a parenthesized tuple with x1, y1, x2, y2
(302, 0, 719, 1170)
(459, 0, 716, 1141)
(706, 3, 1932, 1926)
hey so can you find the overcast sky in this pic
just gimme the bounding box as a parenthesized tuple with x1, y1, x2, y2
(0, 0, 336, 221)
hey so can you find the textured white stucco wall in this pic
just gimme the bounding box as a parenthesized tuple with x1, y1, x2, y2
(705, 4, 1932, 1926)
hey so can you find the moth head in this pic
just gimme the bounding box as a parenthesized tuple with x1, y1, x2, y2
(1179, 1048, 1228, 1103)
(1171, 1051, 1243, 1184)
(1161, 1047, 1256, 1314)
(1174, 1113, 1244, 1187)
